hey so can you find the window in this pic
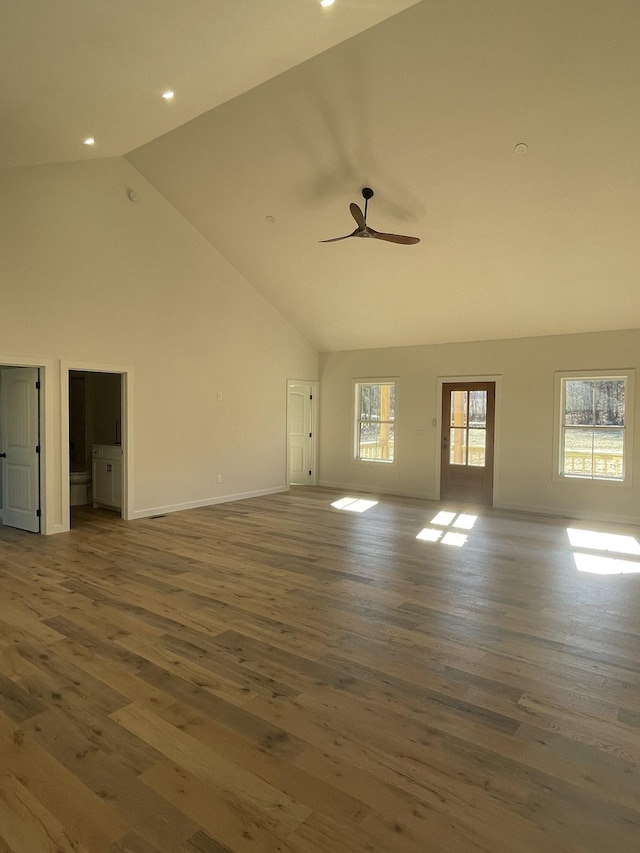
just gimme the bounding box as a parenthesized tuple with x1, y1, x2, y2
(355, 381, 395, 462)
(559, 375, 629, 481)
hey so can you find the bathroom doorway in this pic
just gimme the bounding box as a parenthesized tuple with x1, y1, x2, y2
(68, 370, 124, 526)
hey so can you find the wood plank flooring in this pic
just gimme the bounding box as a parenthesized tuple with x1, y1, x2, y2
(1, 487, 640, 852)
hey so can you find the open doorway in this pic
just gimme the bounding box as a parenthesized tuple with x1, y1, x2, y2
(67, 369, 125, 527)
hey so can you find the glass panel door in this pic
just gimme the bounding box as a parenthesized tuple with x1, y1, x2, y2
(449, 389, 487, 468)
(441, 382, 495, 506)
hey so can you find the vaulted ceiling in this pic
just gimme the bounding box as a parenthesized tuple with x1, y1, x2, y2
(4, 1, 640, 352)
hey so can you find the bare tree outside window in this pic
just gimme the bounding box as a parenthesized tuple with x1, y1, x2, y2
(562, 378, 626, 480)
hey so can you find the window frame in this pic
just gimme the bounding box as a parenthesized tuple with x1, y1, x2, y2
(554, 369, 634, 486)
(353, 379, 397, 464)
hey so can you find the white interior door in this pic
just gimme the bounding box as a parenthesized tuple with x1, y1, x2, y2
(0, 367, 40, 532)
(288, 383, 315, 485)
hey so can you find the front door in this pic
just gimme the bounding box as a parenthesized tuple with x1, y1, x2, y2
(440, 382, 495, 505)
(0, 367, 41, 532)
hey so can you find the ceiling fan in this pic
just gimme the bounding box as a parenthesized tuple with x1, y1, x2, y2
(321, 187, 420, 245)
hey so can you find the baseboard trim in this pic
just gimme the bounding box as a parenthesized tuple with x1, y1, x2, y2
(317, 480, 435, 501)
(44, 524, 68, 536)
(494, 501, 640, 527)
(317, 481, 639, 526)
(130, 485, 289, 520)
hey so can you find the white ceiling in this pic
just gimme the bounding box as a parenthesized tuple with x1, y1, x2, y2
(5, 1, 640, 352)
(0, 0, 420, 169)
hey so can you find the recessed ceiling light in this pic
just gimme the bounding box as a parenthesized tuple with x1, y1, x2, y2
(514, 142, 528, 155)
(266, 215, 276, 224)
(320, 0, 336, 7)
(83, 137, 95, 146)
(162, 91, 175, 101)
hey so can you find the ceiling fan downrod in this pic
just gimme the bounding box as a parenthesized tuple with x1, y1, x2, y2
(362, 187, 374, 224)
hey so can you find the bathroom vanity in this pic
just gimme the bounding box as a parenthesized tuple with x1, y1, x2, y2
(92, 444, 122, 511)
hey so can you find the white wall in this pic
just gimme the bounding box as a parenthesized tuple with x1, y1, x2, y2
(319, 330, 640, 525)
(0, 157, 318, 532)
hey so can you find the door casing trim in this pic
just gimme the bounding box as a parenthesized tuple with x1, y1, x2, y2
(61, 361, 133, 531)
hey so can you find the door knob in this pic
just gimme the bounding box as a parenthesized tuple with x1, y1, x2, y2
(0, 452, 6, 458)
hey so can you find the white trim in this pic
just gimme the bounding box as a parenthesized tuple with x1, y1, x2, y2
(495, 501, 640, 528)
(130, 485, 288, 520)
(435, 374, 502, 502)
(553, 369, 634, 487)
(318, 479, 433, 500)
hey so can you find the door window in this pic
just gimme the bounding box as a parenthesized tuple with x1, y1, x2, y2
(449, 389, 487, 467)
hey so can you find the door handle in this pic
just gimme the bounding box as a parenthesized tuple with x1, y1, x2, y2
(0, 452, 6, 458)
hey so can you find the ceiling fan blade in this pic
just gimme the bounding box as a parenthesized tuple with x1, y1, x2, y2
(350, 203, 366, 230)
(322, 191, 419, 244)
(319, 229, 358, 243)
(368, 227, 420, 245)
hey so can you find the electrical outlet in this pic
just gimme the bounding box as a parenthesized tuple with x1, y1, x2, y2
(217, 474, 222, 484)
(546, 484, 553, 493)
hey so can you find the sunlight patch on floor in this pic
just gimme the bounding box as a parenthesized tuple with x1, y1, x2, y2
(441, 531, 468, 547)
(431, 510, 477, 530)
(452, 513, 477, 530)
(431, 510, 456, 526)
(331, 497, 379, 513)
(567, 528, 640, 555)
(418, 511, 477, 547)
(567, 527, 640, 575)
(573, 553, 640, 575)
(416, 527, 443, 542)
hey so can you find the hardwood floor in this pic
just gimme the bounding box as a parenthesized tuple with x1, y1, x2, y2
(1, 487, 640, 852)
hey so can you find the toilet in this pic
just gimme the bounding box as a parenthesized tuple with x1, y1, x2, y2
(70, 470, 91, 506)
